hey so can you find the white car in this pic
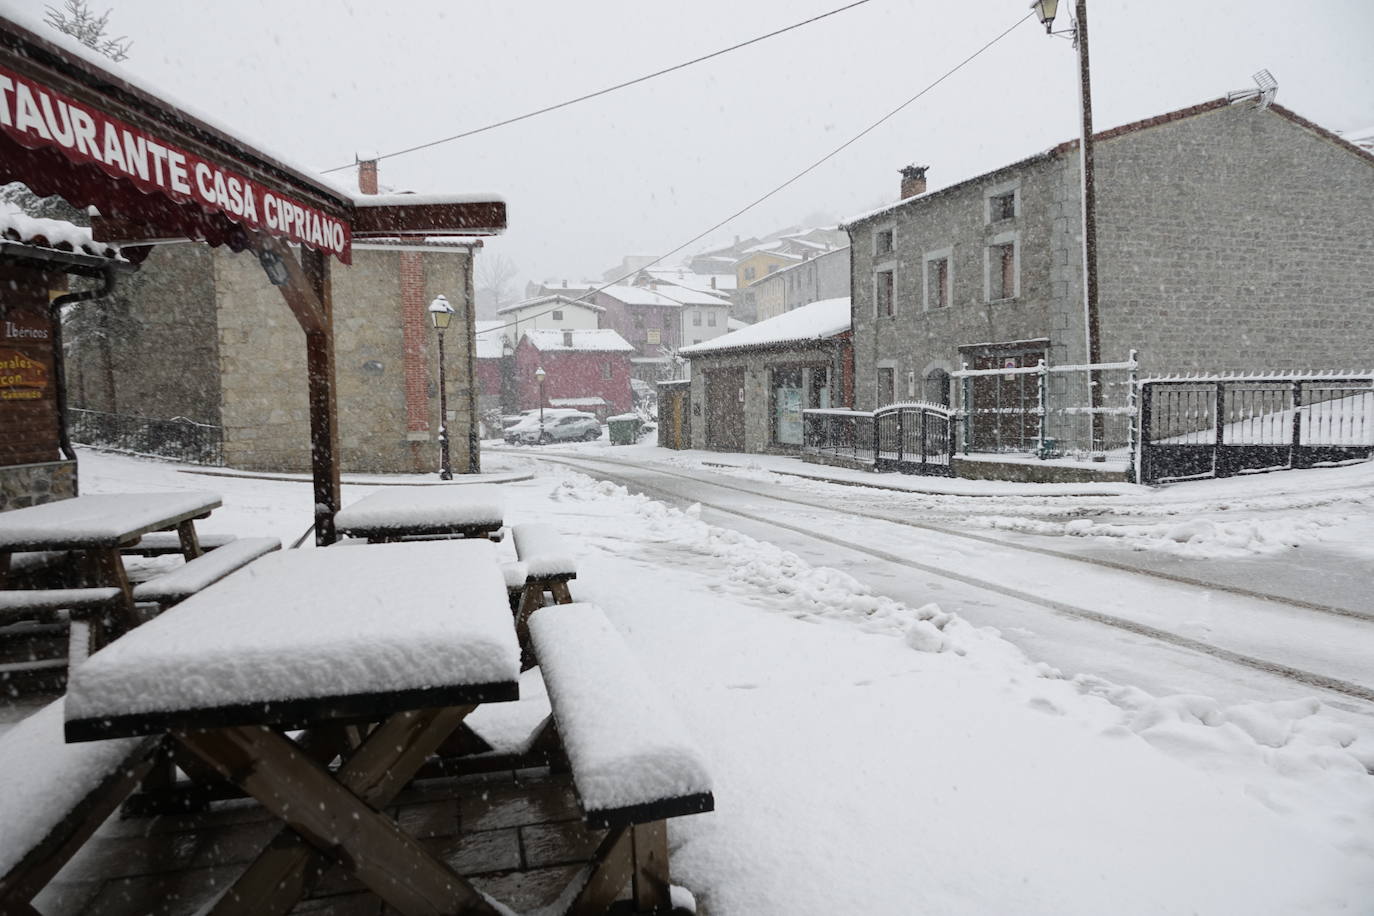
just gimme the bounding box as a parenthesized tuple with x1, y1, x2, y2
(505, 410, 602, 445)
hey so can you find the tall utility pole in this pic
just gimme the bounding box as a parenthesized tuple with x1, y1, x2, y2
(1032, 0, 1104, 454)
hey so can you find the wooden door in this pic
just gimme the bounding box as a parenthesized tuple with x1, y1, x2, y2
(705, 368, 745, 451)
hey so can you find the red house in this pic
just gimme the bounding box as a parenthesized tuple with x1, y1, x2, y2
(514, 329, 634, 419)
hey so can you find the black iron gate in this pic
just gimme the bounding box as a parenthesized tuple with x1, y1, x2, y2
(873, 403, 954, 475)
(1139, 376, 1374, 483)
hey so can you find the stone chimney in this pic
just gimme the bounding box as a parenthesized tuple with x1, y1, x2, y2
(899, 164, 928, 200)
(358, 158, 379, 195)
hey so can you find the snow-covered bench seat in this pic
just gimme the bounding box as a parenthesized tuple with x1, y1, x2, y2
(528, 603, 712, 912)
(131, 537, 280, 610)
(0, 700, 162, 911)
(529, 602, 713, 828)
(120, 531, 238, 556)
(0, 587, 123, 621)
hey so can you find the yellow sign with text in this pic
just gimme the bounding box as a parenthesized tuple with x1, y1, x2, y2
(0, 348, 48, 398)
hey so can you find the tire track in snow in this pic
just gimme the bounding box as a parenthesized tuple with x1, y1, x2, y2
(528, 453, 1374, 706)
(528, 451, 1374, 623)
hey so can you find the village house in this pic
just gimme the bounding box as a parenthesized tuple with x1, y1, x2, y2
(474, 319, 508, 418)
(513, 328, 634, 419)
(678, 297, 852, 454)
(591, 284, 729, 382)
(843, 96, 1374, 413)
(493, 293, 604, 348)
(65, 161, 487, 474)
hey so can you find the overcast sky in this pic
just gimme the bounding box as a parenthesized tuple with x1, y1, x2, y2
(37, 0, 1374, 291)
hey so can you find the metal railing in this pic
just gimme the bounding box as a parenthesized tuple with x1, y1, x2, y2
(1139, 373, 1374, 483)
(803, 403, 952, 475)
(952, 354, 1139, 462)
(69, 408, 224, 466)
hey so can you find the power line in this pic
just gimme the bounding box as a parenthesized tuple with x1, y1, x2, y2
(478, 11, 1033, 340)
(322, 0, 876, 173)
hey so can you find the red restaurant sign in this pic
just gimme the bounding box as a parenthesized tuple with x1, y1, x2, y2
(0, 63, 351, 261)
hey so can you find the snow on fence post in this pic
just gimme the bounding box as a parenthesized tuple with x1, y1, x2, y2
(959, 362, 972, 455)
(1126, 349, 1139, 483)
(1036, 359, 1048, 458)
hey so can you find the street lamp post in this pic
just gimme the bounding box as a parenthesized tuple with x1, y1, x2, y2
(534, 366, 547, 444)
(428, 294, 456, 479)
(1031, 0, 1104, 455)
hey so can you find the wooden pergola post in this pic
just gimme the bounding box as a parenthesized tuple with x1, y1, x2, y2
(301, 248, 341, 546)
(256, 236, 342, 546)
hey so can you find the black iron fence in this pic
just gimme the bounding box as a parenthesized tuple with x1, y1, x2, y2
(69, 408, 224, 466)
(803, 403, 953, 475)
(1139, 374, 1374, 483)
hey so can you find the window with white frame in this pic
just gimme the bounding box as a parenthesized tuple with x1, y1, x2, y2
(924, 248, 952, 310)
(707, 311, 717, 327)
(986, 233, 1019, 302)
(985, 182, 1019, 224)
(875, 267, 895, 317)
(874, 227, 894, 256)
(692, 310, 702, 326)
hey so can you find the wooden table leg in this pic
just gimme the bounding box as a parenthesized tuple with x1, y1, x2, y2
(176, 520, 204, 559)
(85, 548, 139, 634)
(0, 551, 11, 589)
(631, 821, 671, 911)
(191, 706, 487, 916)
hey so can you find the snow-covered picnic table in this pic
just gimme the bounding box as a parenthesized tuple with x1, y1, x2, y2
(0, 491, 222, 626)
(333, 484, 505, 542)
(63, 539, 523, 915)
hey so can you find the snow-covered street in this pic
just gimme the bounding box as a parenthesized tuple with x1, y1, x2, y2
(29, 447, 1374, 914)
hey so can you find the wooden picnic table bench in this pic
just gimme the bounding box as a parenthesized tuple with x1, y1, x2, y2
(528, 602, 714, 912)
(333, 485, 505, 543)
(0, 699, 163, 913)
(0, 492, 223, 629)
(63, 540, 524, 916)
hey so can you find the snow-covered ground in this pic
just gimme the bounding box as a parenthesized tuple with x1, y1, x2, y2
(6, 448, 1374, 913)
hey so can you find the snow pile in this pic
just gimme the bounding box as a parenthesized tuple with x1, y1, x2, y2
(553, 479, 971, 654)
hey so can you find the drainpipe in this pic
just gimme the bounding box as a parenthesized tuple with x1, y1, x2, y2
(464, 252, 480, 474)
(50, 266, 120, 469)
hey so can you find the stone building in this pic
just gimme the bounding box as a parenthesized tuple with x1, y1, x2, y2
(67, 236, 482, 475)
(679, 297, 852, 454)
(842, 97, 1374, 411)
(749, 246, 851, 322)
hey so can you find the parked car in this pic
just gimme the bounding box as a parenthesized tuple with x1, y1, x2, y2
(504, 410, 602, 445)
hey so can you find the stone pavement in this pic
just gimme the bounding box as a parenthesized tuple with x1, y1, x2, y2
(31, 767, 601, 915)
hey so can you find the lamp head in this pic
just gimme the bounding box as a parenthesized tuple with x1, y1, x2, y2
(534, 366, 547, 383)
(1029, 0, 1059, 33)
(428, 294, 455, 331)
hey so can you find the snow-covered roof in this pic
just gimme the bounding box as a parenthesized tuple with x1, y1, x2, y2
(0, 201, 123, 261)
(727, 318, 751, 331)
(679, 297, 850, 357)
(522, 329, 635, 353)
(650, 283, 731, 307)
(1344, 125, 1374, 152)
(597, 284, 684, 307)
(497, 294, 604, 316)
(549, 396, 609, 408)
(642, 267, 736, 292)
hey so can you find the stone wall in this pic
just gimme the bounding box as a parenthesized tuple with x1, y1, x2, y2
(848, 158, 1058, 411)
(0, 459, 76, 511)
(688, 344, 835, 453)
(67, 243, 221, 422)
(1090, 103, 1374, 375)
(216, 245, 477, 474)
(847, 102, 1374, 410)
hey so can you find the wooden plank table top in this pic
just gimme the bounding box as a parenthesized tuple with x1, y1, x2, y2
(64, 539, 520, 740)
(62, 538, 524, 916)
(333, 485, 505, 541)
(0, 491, 222, 551)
